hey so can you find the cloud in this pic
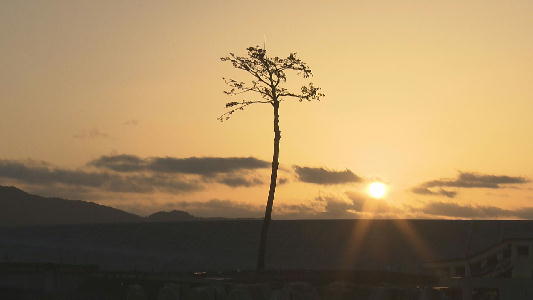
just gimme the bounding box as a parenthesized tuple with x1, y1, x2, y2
(0, 159, 201, 194)
(89, 155, 270, 176)
(345, 191, 393, 213)
(174, 199, 262, 218)
(294, 166, 361, 185)
(514, 208, 533, 219)
(215, 175, 263, 187)
(123, 119, 139, 126)
(278, 178, 289, 185)
(271, 196, 358, 219)
(169, 194, 396, 220)
(426, 172, 528, 188)
(420, 202, 515, 219)
(412, 172, 529, 197)
(411, 186, 457, 198)
(149, 157, 269, 175)
(170, 195, 366, 220)
(419, 202, 533, 219)
(274, 192, 396, 219)
(88, 154, 271, 188)
(156, 199, 321, 219)
(274, 203, 322, 219)
(0, 154, 271, 195)
(318, 195, 360, 216)
(73, 128, 110, 139)
(89, 154, 146, 172)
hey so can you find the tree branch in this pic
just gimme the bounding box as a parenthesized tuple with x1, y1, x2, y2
(218, 100, 272, 122)
(220, 46, 324, 120)
(222, 78, 272, 98)
(278, 83, 324, 102)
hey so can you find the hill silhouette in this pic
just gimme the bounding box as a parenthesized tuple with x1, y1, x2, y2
(0, 186, 207, 226)
(147, 210, 197, 222)
(0, 186, 144, 226)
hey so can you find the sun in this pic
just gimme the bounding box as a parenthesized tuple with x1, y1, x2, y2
(368, 182, 387, 199)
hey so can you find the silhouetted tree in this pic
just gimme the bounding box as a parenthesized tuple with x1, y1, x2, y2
(220, 46, 324, 271)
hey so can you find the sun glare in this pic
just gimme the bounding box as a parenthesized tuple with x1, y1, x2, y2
(368, 182, 387, 199)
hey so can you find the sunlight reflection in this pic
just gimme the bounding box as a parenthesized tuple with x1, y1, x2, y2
(342, 218, 434, 270)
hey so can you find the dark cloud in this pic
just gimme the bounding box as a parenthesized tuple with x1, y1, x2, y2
(411, 187, 457, 198)
(278, 178, 289, 185)
(274, 192, 395, 219)
(280, 193, 395, 219)
(216, 175, 263, 187)
(345, 191, 392, 213)
(73, 128, 109, 139)
(171, 195, 368, 220)
(294, 166, 361, 185)
(88, 154, 270, 188)
(274, 203, 320, 219)
(1, 154, 270, 195)
(514, 208, 533, 219)
(271, 196, 359, 219)
(89, 154, 146, 172)
(90, 155, 269, 176)
(420, 202, 515, 218)
(412, 172, 529, 197)
(0, 159, 109, 187)
(420, 202, 533, 220)
(425, 172, 528, 188)
(160, 199, 319, 220)
(150, 157, 268, 175)
(0, 159, 201, 194)
(319, 195, 361, 217)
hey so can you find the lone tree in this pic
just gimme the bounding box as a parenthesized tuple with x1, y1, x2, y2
(220, 46, 324, 271)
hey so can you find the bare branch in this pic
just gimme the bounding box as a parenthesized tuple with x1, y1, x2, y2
(217, 100, 272, 122)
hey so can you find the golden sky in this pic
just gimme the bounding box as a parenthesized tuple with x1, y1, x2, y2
(1, 0, 532, 218)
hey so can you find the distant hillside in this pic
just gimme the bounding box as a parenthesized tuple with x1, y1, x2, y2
(0, 185, 253, 226)
(0, 186, 143, 226)
(147, 210, 198, 222)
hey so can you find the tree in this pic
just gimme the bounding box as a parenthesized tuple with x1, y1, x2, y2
(220, 46, 324, 271)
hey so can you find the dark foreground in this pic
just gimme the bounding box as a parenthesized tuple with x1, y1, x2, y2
(1, 262, 442, 300)
(1, 219, 533, 299)
(1, 219, 532, 272)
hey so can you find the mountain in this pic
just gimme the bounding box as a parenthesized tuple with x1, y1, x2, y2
(0, 186, 143, 226)
(0, 185, 251, 226)
(147, 210, 198, 222)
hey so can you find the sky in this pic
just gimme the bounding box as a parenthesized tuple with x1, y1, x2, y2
(1, 0, 532, 219)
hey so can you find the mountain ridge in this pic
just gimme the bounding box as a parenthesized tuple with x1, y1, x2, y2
(0, 185, 203, 226)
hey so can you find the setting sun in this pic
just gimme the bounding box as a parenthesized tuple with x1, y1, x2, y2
(368, 182, 387, 199)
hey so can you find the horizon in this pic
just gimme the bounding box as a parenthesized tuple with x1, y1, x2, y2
(1, 0, 532, 220)
(2, 184, 532, 221)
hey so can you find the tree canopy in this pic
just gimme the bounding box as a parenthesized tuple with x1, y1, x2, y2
(219, 46, 324, 121)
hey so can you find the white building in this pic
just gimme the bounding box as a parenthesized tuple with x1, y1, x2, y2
(424, 238, 533, 300)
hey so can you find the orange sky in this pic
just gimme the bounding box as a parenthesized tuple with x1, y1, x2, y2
(1, 0, 532, 218)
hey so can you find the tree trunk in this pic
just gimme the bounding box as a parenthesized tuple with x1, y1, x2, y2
(256, 101, 281, 272)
